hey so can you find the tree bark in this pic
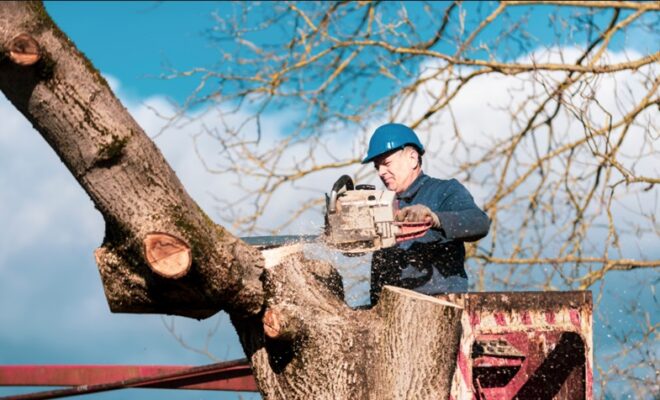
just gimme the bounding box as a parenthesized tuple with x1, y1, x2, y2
(0, 2, 464, 398)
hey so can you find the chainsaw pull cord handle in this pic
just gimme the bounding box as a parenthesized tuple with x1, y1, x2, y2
(328, 175, 354, 213)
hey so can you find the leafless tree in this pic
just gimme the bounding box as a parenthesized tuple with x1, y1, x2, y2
(156, 1, 658, 397)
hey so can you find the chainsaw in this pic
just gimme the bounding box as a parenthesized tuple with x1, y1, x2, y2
(242, 175, 431, 253)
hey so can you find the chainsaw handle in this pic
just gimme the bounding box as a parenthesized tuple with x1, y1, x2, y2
(328, 175, 354, 213)
(393, 220, 432, 242)
(331, 175, 354, 192)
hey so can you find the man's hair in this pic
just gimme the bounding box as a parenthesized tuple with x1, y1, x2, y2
(403, 145, 423, 167)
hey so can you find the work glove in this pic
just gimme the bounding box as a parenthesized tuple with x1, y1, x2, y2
(395, 204, 441, 229)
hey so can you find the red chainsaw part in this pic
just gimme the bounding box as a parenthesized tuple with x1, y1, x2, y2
(394, 220, 432, 242)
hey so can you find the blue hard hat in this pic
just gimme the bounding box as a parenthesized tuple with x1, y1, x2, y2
(362, 123, 425, 164)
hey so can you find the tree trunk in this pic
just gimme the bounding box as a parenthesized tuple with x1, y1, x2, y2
(0, 2, 464, 398)
(235, 254, 463, 399)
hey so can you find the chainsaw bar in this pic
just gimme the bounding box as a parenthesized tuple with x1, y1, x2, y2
(240, 235, 319, 250)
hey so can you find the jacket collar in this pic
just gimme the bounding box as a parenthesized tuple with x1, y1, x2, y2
(397, 172, 428, 202)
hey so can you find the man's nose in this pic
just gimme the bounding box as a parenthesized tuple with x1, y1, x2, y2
(378, 165, 387, 175)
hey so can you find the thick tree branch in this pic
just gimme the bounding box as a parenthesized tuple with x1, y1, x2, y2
(0, 1, 264, 318)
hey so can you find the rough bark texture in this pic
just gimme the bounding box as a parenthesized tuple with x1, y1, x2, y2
(371, 287, 463, 398)
(0, 3, 465, 398)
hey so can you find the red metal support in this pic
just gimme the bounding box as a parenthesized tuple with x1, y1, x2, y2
(0, 358, 258, 399)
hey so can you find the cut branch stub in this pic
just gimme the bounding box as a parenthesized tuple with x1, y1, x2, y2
(262, 308, 281, 339)
(8, 33, 40, 66)
(261, 306, 304, 341)
(143, 232, 192, 279)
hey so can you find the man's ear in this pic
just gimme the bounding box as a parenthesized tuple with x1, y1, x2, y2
(408, 148, 420, 169)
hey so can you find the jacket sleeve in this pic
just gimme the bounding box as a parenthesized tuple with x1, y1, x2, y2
(432, 179, 490, 242)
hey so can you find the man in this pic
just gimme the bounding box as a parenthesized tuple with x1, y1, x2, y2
(363, 123, 490, 304)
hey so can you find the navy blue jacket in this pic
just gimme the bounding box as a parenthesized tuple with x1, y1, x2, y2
(370, 173, 490, 303)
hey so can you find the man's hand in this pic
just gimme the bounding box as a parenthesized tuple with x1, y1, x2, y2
(395, 204, 441, 228)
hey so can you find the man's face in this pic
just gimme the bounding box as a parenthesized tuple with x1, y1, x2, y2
(373, 148, 419, 193)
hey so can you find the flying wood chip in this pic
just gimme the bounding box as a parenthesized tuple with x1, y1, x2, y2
(143, 232, 192, 279)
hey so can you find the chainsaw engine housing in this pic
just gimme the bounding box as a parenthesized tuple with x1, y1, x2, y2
(325, 176, 399, 253)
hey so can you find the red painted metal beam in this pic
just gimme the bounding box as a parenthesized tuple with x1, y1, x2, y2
(0, 359, 258, 399)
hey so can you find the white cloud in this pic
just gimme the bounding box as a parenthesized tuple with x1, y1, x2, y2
(0, 97, 103, 267)
(0, 85, 247, 371)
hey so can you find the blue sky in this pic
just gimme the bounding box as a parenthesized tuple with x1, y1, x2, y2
(42, 1, 655, 105)
(45, 1, 222, 102)
(0, 2, 657, 399)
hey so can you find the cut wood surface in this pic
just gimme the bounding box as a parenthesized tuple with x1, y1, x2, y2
(143, 232, 192, 279)
(8, 33, 40, 66)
